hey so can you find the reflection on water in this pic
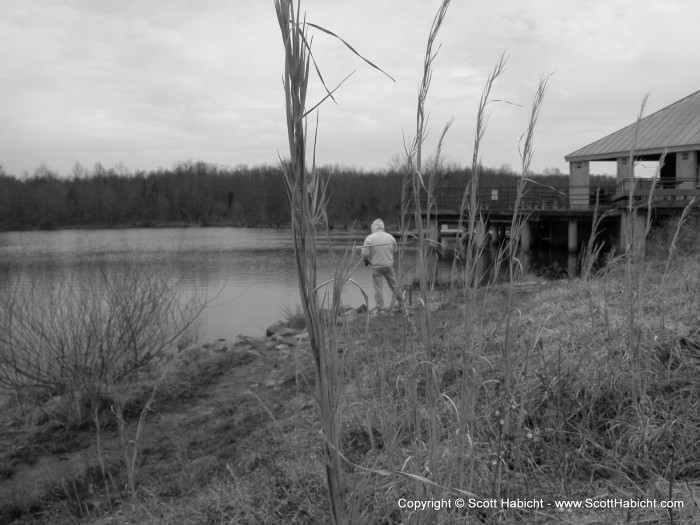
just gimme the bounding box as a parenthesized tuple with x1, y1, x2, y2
(0, 228, 579, 341)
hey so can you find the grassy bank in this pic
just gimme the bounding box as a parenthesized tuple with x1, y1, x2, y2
(2, 252, 699, 524)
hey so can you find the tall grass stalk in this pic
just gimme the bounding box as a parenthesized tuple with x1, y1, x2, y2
(622, 94, 658, 358)
(661, 196, 698, 287)
(402, 0, 451, 487)
(495, 76, 548, 497)
(454, 52, 507, 283)
(580, 190, 614, 282)
(274, 1, 391, 521)
(618, 95, 680, 444)
(112, 350, 184, 498)
(453, 52, 506, 492)
(633, 154, 662, 367)
(579, 190, 619, 348)
(274, 2, 344, 521)
(92, 405, 116, 512)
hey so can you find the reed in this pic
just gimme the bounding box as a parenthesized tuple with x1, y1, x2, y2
(111, 347, 189, 499)
(491, 76, 549, 497)
(402, 0, 451, 490)
(274, 2, 344, 521)
(579, 190, 616, 282)
(660, 196, 698, 287)
(454, 52, 507, 285)
(274, 1, 392, 521)
(621, 95, 658, 359)
(452, 52, 506, 493)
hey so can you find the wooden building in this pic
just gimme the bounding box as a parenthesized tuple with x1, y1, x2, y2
(566, 89, 700, 208)
(419, 90, 700, 256)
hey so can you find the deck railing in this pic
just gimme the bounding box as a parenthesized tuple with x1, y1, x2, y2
(612, 177, 700, 205)
(407, 184, 615, 214)
(614, 177, 700, 193)
(404, 178, 700, 216)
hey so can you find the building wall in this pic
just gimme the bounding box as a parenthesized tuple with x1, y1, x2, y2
(569, 161, 590, 208)
(676, 151, 698, 189)
(616, 157, 632, 183)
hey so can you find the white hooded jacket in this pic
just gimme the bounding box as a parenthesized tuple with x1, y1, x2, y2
(361, 219, 397, 267)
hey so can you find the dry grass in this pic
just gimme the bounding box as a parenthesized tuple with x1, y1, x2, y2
(332, 254, 700, 524)
(6, 253, 699, 524)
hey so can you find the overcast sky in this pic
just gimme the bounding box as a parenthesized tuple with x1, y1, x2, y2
(2, 0, 699, 178)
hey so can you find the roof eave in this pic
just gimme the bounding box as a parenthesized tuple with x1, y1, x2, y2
(565, 143, 700, 163)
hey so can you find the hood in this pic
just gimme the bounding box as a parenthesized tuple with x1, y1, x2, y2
(371, 219, 385, 233)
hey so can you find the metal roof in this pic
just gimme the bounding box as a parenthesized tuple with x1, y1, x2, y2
(565, 90, 700, 162)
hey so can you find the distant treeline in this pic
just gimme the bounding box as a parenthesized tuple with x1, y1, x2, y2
(0, 161, 615, 231)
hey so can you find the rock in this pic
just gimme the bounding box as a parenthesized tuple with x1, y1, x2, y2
(212, 341, 228, 353)
(418, 301, 447, 313)
(244, 349, 263, 359)
(279, 327, 299, 337)
(234, 336, 265, 348)
(273, 335, 299, 347)
(266, 321, 286, 337)
(337, 310, 358, 325)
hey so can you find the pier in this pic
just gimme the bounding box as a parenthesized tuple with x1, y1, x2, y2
(418, 89, 700, 255)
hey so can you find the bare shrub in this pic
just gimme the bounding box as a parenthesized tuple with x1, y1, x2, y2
(0, 264, 203, 424)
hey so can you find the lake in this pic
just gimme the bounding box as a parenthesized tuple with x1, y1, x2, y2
(0, 227, 577, 342)
(0, 228, 418, 342)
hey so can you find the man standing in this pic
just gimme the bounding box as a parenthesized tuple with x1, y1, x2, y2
(359, 218, 404, 313)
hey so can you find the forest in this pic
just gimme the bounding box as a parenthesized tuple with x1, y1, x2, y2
(0, 161, 613, 231)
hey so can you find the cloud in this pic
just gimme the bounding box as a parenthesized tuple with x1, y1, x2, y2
(1, 0, 699, 177)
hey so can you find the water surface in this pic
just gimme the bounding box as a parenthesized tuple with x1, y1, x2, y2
(0, 227, 576, 341)
(0, 228, 400, 341)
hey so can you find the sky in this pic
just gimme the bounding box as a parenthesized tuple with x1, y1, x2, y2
(2, 0, 700, 178)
